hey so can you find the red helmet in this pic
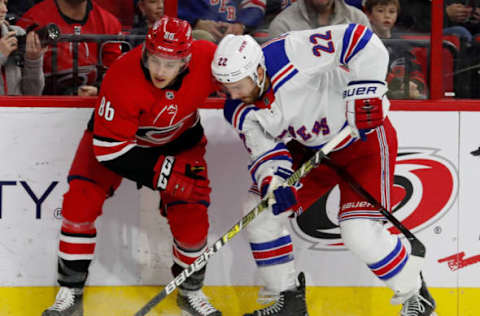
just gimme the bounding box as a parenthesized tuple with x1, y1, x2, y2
(145, 16, 193, 60)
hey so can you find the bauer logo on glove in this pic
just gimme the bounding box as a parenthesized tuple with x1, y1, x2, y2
(344, 80, 390, 138)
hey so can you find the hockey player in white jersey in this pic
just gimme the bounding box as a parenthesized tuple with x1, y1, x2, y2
(211, 24, 437, 316)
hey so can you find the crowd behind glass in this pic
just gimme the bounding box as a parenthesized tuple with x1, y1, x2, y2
(3, 0, 479, 99)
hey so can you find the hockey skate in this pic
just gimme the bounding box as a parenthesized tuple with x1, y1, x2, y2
(400, 274, 436, 316)
(244, 272, 308, 316)
(177, 289, 222, 316)
(42, 287, 83, 316)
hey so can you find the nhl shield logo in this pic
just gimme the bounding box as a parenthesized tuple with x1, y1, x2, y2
(166, 91, 174, 100)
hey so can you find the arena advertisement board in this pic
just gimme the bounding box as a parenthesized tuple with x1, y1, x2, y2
(0, 108, 477, 290)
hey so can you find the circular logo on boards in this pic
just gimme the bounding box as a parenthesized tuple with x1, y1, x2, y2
(291, 148, 458, 250)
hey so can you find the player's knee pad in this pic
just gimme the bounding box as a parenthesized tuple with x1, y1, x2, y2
(61, 179, 107, 223)
(340, 218, 397, 263)
(166, 203, 208, 250)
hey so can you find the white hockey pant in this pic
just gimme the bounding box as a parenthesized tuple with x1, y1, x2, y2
(340, 218, 422, 304)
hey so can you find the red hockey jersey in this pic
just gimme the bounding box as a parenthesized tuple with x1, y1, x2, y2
(17, 0, 122, 95)
(91, 40, 218, 188)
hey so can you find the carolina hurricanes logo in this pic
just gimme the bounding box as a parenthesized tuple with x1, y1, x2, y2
(136, 111, 197, 146)
(291, 148, 458, 250)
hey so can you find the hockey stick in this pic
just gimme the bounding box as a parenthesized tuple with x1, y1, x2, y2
(134, 126, 353, 316)
(321, 157, 426, 258)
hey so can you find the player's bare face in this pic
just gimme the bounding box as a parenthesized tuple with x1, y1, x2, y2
(223, 77, 259, 104)
(139, 0, 164, 25)
(368, 4, 398, 36)
(147, 54, 185, 89)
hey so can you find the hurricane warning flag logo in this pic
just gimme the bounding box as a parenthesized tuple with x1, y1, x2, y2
(291, 148, 458, 250)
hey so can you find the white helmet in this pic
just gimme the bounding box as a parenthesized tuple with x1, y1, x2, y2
(212, 34, 267, 94)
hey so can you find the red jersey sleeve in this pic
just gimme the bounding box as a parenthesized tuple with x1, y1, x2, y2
(92, 50, 149, 163)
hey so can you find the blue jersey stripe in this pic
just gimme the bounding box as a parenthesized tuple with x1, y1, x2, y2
(345, 28, 373, 64)
(340, 23, 356, 65)
(223, 99, 243, 125)
(238, 107, 255, 131)
(273, 68, 298, 93)
(263, 39, 290, 79)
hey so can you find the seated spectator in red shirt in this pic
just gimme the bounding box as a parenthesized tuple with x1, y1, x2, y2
(365, 0, 427, 99)
(17, 0, 122, 96)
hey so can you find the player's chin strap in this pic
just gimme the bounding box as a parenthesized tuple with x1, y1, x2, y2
(251, 63, 267, 97)
(133, 126, 353, 316)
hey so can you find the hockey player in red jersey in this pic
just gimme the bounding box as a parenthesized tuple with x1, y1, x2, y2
(42, 16, 222, 316)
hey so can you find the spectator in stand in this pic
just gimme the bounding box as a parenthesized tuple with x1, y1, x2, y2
(445, 0, 480, 42)
(445, 0, 480, 98)
(264, 0, 296, 25)
(394, 0, 430, 33)
(395, 0, 478, 39)
(94, 0, 136, 28)
(365, 0, 427, 99)
(16, 0, 122, 96)
(178, 0, 266, 43)
(6, 0, 41, 21)
(129, 0, 164, 47)
(269, 0, 371, 37)
(0, 0, 45, 95)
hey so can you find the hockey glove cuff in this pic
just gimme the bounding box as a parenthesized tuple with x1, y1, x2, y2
(153, 155, 210, 204)
(260, 168, 299, 216)
(344, 81, 389, 140)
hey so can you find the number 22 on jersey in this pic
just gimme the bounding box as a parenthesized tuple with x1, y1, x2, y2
(309, 31, 335, 57)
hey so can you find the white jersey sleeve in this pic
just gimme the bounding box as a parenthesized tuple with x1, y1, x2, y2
(284, 23, 389, 81)
(224, 99, 293, 186)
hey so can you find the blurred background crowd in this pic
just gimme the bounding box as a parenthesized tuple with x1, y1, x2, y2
(2, 0, 479, 99)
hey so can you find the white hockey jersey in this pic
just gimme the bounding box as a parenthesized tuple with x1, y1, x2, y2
(224, 23, 390, 185)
